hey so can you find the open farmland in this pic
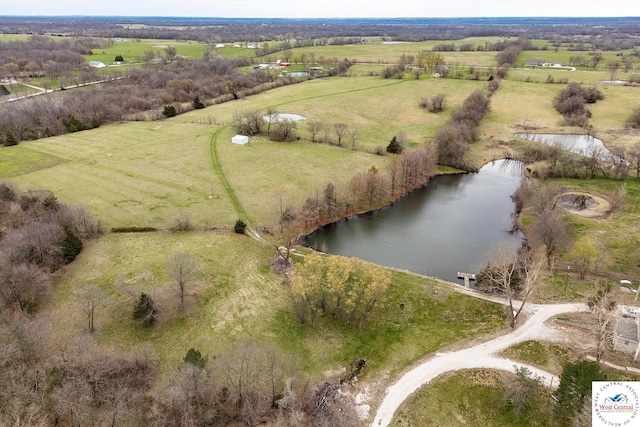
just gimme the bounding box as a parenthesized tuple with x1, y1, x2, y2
(3, 21, 640, 426)
(86, 38, 210, 64)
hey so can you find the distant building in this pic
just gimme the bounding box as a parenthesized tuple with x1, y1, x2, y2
(88, 61, 107, 68)
(231, 135, 249, 145)
(526, 59, 565, 67)
(526, 59, 546, 67)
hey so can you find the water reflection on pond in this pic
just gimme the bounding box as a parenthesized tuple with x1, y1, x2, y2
(303, 160, 524, 284)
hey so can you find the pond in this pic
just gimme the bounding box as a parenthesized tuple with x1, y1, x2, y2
(304, 160, 524, 284)
(263, 113, 307, 122)
(516, 133, 617, 160)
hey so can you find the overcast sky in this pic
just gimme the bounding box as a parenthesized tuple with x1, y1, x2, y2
(4, 1, 639, 19)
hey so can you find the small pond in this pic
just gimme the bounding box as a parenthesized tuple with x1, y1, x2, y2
(304, 160, 524, 284)
(263, 113, 307, 122)
(279, 71, 309, 77)
(516, 133, 617, 160)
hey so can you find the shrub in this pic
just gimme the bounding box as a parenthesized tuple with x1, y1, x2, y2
(421, 94, 446, 113)
(625, 107, 640, 129)
(234, 219, 247, 234)
(0, 182, 16, 201)
(4, 131, 18, 146)
(162, 104, 177, 117)
(172, 212, 192, 231)
(381, 64, 405, 79)
(192, 96, 205, 109)
(183, 348, 207, 368)
(373, 145, 386, 156)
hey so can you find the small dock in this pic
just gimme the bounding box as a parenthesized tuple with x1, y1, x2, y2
(457, 272, 476, 288)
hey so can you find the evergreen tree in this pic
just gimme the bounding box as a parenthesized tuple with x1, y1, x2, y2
(386, 136, 403, 154)
(132, 292, 158, 325)
(192, 96, 205, 109)
(234, 219, 247, 234)
(183, 348, 207, 368)
(554, 360, 605, 423)
(162, 105, 177, 117)
(61, 224, 83, 265)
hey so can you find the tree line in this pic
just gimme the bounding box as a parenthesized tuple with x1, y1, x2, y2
(0, 56, 301, 145)
(3, 16, 640, 50)
(0, 35, 106, 78)
(0, 182, 102, 312)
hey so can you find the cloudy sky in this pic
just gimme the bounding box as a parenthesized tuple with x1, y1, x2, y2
(5, 1, 639, 19)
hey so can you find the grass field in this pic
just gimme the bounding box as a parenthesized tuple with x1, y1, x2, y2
(45, 231, 508, 376)
(86, 38, 210, 64)
(0, 144, 67, 178)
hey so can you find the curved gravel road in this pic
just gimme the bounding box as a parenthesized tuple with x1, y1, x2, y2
(370, 302, 588, 426)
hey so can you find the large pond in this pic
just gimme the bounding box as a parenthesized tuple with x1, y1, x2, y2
(304, 160, 524, 284)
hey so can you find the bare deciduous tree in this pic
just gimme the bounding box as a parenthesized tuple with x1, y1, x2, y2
(477, 243, 520, 327)
(333, 122, 348, 146)
(166, 253, 200, 311)
(76, 283, 108, 333)
(587, 283, 617, 361)
(0, 259, 50, 312)
(348, 128, 359, 150)
(307, 119, 322, 142)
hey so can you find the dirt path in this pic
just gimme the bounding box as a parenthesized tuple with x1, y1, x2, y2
(370, 302, 589, 426)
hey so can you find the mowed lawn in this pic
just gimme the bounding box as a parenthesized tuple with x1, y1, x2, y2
(45, 231, 509, 377)
(7, 122, 237, 228)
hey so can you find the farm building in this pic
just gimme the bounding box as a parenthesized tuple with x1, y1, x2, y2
(231, 135, 249, 145)
(88, 61, 107, 68)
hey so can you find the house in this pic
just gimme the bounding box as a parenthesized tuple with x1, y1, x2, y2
(215, 43, 225, 48)
(526, 59, 546, 67)
(231, 135, 249, 145)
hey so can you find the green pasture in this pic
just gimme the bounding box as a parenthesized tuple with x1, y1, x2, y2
(86, 38, 210, 65)
(7, 115, 394, 228)
(279, 45, 500, 68)
(179, 74, 487, 150)
(0, 33, 32, 42)
(0, 145, 67, 178)
(8, 67, 638, 230)
(45, 231, 508, 376)
(8, 122, 237, 229)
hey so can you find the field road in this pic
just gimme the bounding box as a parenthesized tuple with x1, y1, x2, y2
(370, 301, 589, 426)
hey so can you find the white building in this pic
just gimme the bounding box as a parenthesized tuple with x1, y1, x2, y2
(231, 135, 249, 145)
